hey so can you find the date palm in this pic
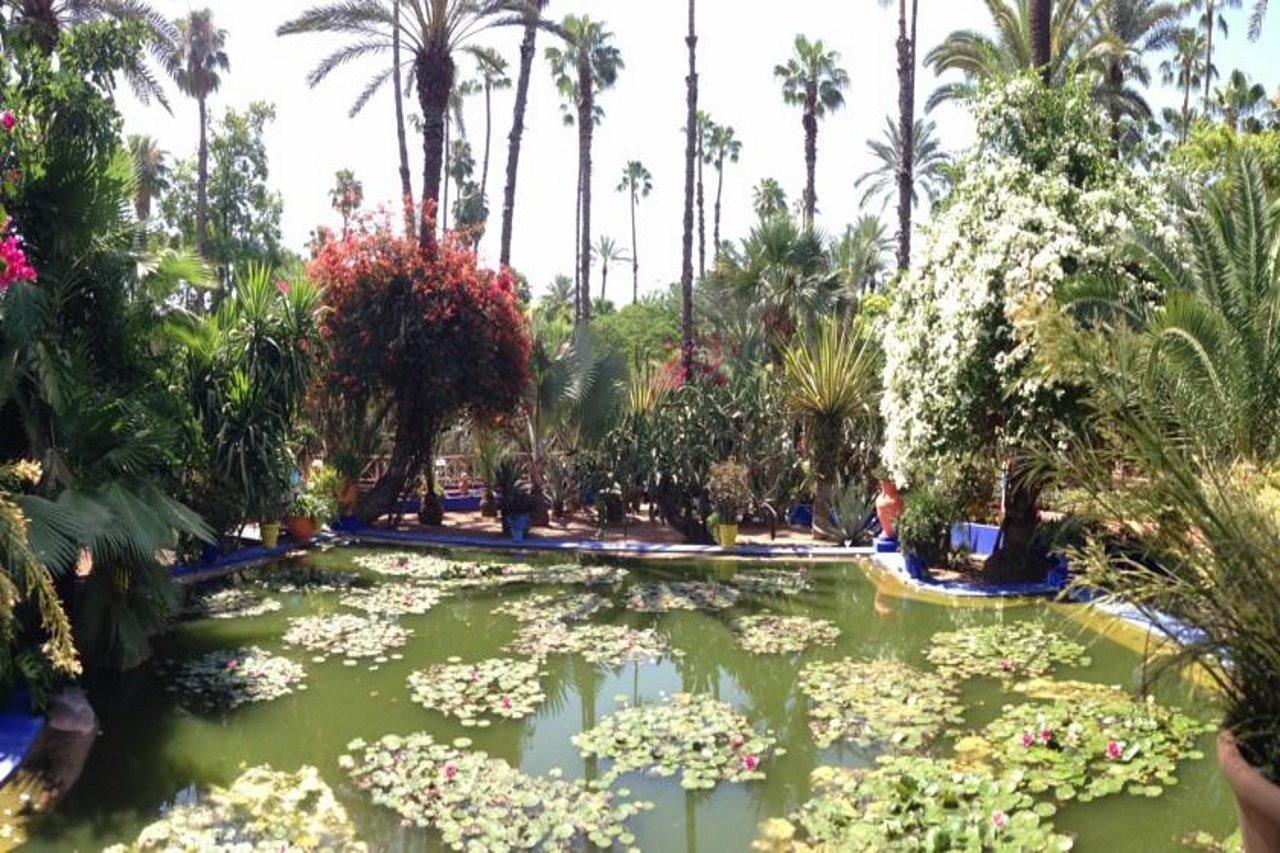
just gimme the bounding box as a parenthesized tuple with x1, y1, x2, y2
(855, 117, 951, 212)
(752, 178, 787, 220)
(1214, 68, 1269, 130)
(925, 0, 1102, 109)
(128, 134, 169, 220)
(591, 235, 628, 304)
(546, 14, 623, 324)
(705, 121, 741, 261)
(1183, 0, 1242, 113)
(1247, 0, 1269, 37)
(167, 8, 228, 262)
(616, 160, 652, 302)
(1160, 26, 1211, 142)
(1092, 0, 1181, 146)
(500, 0, 550, 268)
(279, 0, 522, 248)
(878, 0, 920, 271)
(774, 35, 849, 228)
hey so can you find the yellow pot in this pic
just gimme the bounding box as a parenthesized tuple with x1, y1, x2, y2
(261, 522, 281, 548)
(718, 523, 739, 548)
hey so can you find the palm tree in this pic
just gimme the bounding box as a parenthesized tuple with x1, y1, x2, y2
(168, 8, 228, 261)
(128, 134, 169, 220)
(1030, 0, 1052, 76)
(775, 36, 848, 228)
(279, 0, 520, 248)
(1183, 0, 1243, 113)
(695, 110, 711, 278)
(392, 0, 414, 238)
(500, 0, 550, 269)
(783, 318, 882, 539)
(469, 45, 510, 218)
(440, 77, 477, 234)
(591, 235, 628, 303)
(830, 215, 893, 295)
(855, 117, 951, 211)
(705, 121, 741, 261)
(616, 160, 652, 302)
(925, 0, 1102, 109)
(1092, 0, 1181, 146)
(1215, 68, 1269, 130)
(546, 14, 623, 324)
(5, 0, 177, 108)
(752, 178, 788, 220)
(540, 273, 576, 320)
(681, 0, 698, 374)
(1160, 27, 1211, 142)
(879, 0, 920, 271)
(330, 168, 364, 233)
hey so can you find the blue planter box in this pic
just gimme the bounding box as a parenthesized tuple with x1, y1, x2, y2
(509, 514, 531, 542)
(788, 505, 814, 528)
(904, 552, 930, 580)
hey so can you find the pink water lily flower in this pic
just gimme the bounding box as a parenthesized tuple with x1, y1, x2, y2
(998, 658, 1014, 671)
(1106, 740, 1122, 760)
(992, 810, 1007, 831)
(443, 761, 458, 781)
(1021, 730, 1036, 748)
(1039, 728, 1053, 744)
(501, 695, 512, 710)
(742, 754, 759, 772)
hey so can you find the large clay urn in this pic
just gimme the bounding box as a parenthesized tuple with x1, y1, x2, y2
(1219, 731, 1280, 852)
(875, 479, 904, 539)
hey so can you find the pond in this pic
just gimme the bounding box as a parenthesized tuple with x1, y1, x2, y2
(26, 545, 1236, 851)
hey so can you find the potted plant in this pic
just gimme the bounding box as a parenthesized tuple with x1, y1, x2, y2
(895, 488, 952, 581)
(708, 459, 750, 548)
(284, 475, 338, 543)
(874, 476, 905, 547)
(502, 483, 535, 542)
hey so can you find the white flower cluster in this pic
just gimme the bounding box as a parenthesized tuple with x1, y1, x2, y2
(882, 77, 1168, 485)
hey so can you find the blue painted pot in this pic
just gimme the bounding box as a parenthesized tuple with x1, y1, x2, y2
(904, 552, 930, 581)
(509, 514, 531, 542)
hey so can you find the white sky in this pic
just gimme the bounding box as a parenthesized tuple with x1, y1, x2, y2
(119, 1, 1280, 301)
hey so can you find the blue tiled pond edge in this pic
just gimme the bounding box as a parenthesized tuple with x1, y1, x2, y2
(0, 690, 42, 788)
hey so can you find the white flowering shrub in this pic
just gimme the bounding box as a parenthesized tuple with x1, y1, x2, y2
(882, 75, 1168, 485)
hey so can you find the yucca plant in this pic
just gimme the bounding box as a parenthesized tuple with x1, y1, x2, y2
(782, 318, 882, 538)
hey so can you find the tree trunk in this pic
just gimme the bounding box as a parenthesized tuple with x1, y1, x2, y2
(196, 93, 209, 260)
(680, 0, 698, 374)
(697, 134, 706, 279)
(441, 113, 450, 233)
(712, 156, 724, 261)
(629, 188, 639, 302)
(499, 3, 543, 268)
(477, 81, 493, 250)
(416, 44, 455, 249)
(1203, 1, 1215, 114)
(1030, 0, 1052, 82)
(393, 0, 415, 240)
(983, 466, 1047, 583)
(578, 55, 594, 323)
(600, 261, 607, 303)
(1181, 70, 1192, 142)
(802, 86, 817, 228)
(574, 159, 582, 321)
(356, 417, 433, 525)
(894, 0, 917, 272)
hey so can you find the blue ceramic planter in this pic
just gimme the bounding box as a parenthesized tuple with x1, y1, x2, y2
(509, 514, 531, 542)
(904, 552, 930, 580)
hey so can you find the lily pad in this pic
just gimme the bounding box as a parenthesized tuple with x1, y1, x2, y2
(969, 679, 1213, 803)
(164, 647, 306, 710)
(624, 581, 740, 612)
(761, 756, 1073, 851)
(798, 658, 962, 750)
(408, 657, 545, 721)
(341, 582, 444, 616)
(926, 622, 1091, 684)
(497, 563, 629, 588)
(507, 621, 675, 666)
(730, 568, 812, 596)
(733, 614, 840, 655)
(103, 765, 364, 852)
(253, 565, 361, 594)
(493, 592, 610, 623)
(341, 732, 650, 850)
(353, 551, 471, 581)
(573, 692, 777, 790)
(282, 613, 411, 660)
(186, 588, 282, 620)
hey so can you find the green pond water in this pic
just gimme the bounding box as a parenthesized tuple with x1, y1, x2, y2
(25, 545, 1236, 851)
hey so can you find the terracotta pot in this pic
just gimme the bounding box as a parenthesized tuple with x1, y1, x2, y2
(338, 479, 359, 512)
(875, 479, 905, 538)
(1219, 730, 1280, 852)
(284, 516, 317, 542)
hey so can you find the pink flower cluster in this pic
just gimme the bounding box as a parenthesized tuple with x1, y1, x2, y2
(0, 219, 36, 292)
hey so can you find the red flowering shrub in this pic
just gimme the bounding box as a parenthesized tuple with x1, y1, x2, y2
(310, 215, 530, 521)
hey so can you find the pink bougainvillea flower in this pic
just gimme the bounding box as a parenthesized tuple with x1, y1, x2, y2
(0, 220, 37, 292)
(1, 110, 15, 131)
(992, 810, 1008, 831)
(1106, 740, 1122, 760)
(1021, 730, 1036, 748)
(275, 278, 290, 295)
(741, 754, 759, 772)
(226, 659, 238, 669)
(443, 760, 458, 781)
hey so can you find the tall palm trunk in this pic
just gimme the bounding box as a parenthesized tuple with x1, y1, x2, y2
(1181, 68, 1193, 142)
(1030, 0, 1052, 82)
(1202, 0, 1215, 113)
(894, 0, 918, 272)
(629, 187, 639, 302)
(984, 466, 1046, 583)
(500, 1, 544, 268)
(680, 0, 698, 373)
(577, 53, 594, 323)
(697, 135, 706, 278)
(196, 93, 209, 259)
(416, 44, 455, 249)
(478, 81, 494, 250)
(393, 0, 415, 239)
(442, 112, 451, 232)
(600, 258, 608, 302)
(1108, 59, 1124, 151)
(712, 154, 724, 260)
(574, 161, 582, 319)
(802, 85, 817, 228)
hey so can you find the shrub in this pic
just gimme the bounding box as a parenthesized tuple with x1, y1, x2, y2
(707, 459, 750, 524)
(896, 488, 953, 568)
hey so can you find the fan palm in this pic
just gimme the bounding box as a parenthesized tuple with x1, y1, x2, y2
(1183, 0, 1243, 113)
(855, 117, 951, 211)
(591, 235, 628, 304)
(470, 45, 510, 217)
(127, 134, 169, 220)
(546, 14, 623, 323)
(1214, 68, 1269, 131)
(616, 160, 652, 302)
(4, 0, 177, 109)
(925, 0, 1104, 110)
(783, 318, 883, 538)
(167, 8, 228, 262)
(695, 110, 712, 277)
(705, 121, 741, 260)
(679, 0, 698, 375)
(1090, 0, 1181, 145)
(752, 178, 788, 220)
(1159, 27, 1212, 142)
(774, 35, 849, 227)
(279, 0, 525, 247)
(830, 215, 893, 296)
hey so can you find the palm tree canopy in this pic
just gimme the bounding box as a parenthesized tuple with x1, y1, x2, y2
(167, 8, 229, 100)
(128, 134, 169, 197)
(705, 121, 742, 166)
(545, 14, 623, 98)
(469, 43, 511, 89)
(753, 178, 788, 220)
(774, 35, 849, 117)
(1215, 68, 1269, 129)
(1159, 26, 1211, 91)
(855, 117, 952, 210)
(617, 160, 653, 197)
(591, 234, 628, 265)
